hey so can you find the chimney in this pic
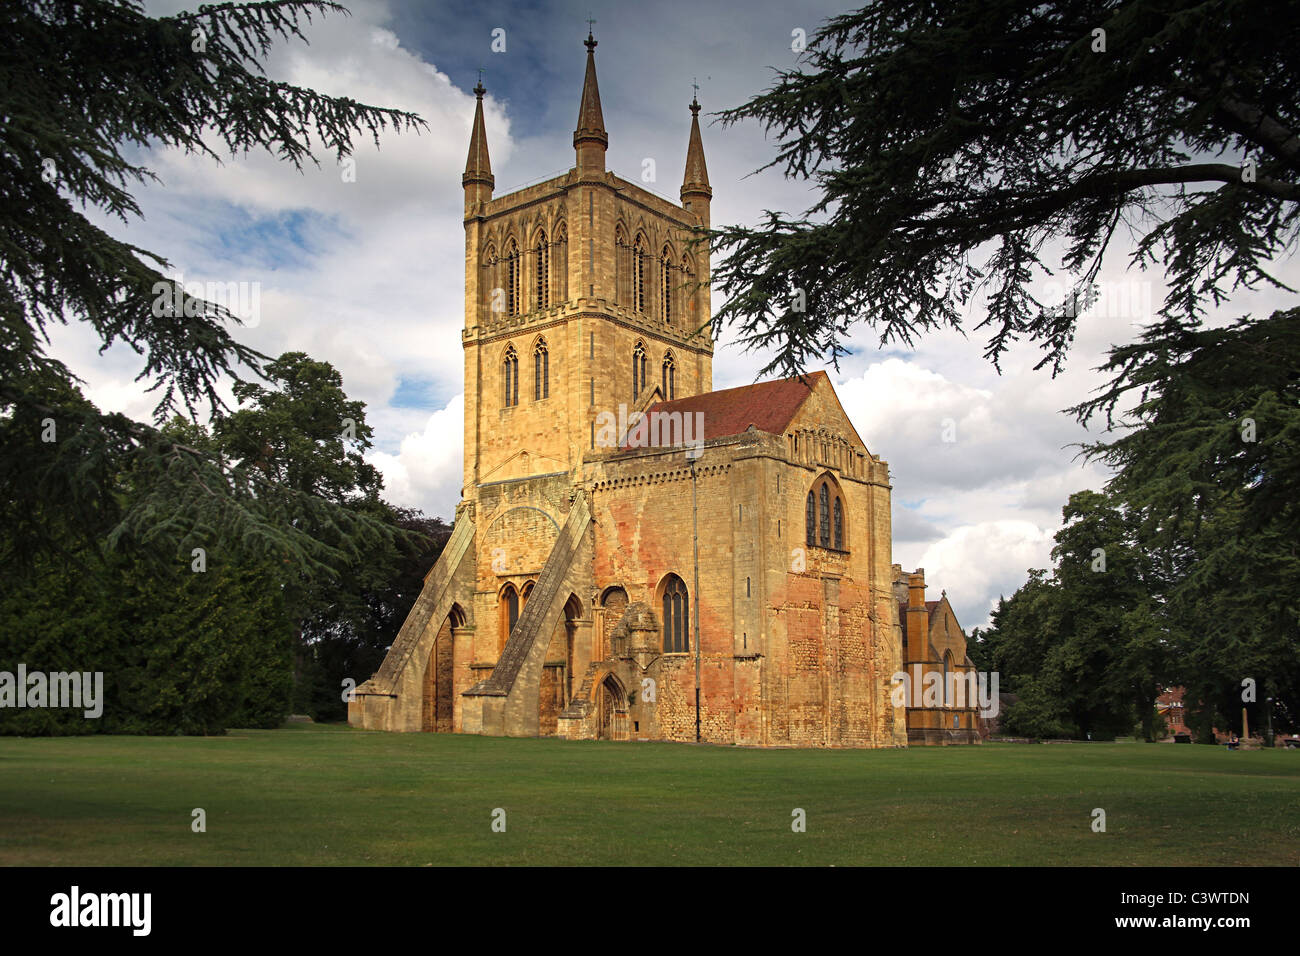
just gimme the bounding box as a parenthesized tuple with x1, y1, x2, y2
(906, 569, 928, 665)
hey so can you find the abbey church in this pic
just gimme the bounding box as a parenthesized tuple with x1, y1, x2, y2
(348, 34, 981, 747)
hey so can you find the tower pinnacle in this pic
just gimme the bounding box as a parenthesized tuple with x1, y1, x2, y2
(681, 91, 712, 223)
(463, 78, 494, 208)
(574, 30, 607, 170)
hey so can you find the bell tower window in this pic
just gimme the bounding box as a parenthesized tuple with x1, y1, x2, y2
(503, 344, 519, 407)
(633, 234, 646, 314)
(534, 231, 549, 310)
(534, 337, 549, 400)
(661, 245, 673, 323)
(505, 238, 520, 316)
(615, 226, 629, 306)
(554, 222, 568, 301)
(633, 341, 646, 397)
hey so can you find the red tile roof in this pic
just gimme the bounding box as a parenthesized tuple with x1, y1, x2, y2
(636, 372, 826, 444)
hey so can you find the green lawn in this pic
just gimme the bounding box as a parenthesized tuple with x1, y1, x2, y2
(1, 726, 1296, 865)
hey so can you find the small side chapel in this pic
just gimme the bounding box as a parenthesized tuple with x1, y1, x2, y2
(349, 33, 979, 746)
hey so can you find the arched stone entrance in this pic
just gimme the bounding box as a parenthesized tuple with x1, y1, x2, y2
(596, 673, 629, 741)
(539, 593, 584, 736)
(422, 603, 465, 733)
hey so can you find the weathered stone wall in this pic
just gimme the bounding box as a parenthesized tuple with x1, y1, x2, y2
(580, 384, 905, 747)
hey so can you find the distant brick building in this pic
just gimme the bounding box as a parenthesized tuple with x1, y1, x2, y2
(1157, 687, 1193, 738)
(348, 34, 976, 747)
(894, 569, 981, 744)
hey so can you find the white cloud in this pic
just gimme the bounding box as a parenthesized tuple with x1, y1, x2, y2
(915, 521, 1057, 629)
(830, 355, 1114, 628)
(50, 0, 493, 511)
(369, 395, 464, 515)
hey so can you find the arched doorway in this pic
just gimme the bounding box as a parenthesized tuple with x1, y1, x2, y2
(596, 673, 628, 741)
(539, 593, 584, 736)
(563, 594, 582, 704)
(422, 603, 465, 733)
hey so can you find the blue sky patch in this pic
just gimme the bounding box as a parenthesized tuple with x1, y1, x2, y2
(391, 375, 444, 410)
(195, 205, 346, 272)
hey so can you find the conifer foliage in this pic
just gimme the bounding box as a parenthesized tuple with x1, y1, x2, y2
(1, 0, 424, 571)
(1, 2, 433, 733)
(709, 0, 1299, 377)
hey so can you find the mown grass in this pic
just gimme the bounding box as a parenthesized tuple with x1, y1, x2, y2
(1, 725, 1296, 865)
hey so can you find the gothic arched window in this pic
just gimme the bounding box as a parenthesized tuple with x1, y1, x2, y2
(662, 574, 689, 653)
(554, 222, 568, 301)
(505, 238, 520, 316)
(534, 337, 549, 400)
(661, 245, 673, 323)
(662, 351, 675, 400)
(502, 344, 519, 407)
(501, 584, 520, 645)
(819, 482, 830, 548)
(807, 474, 848, 552)
(633, 341, 646, 397)
(633, 234, 647, 314)
(534, 230, 549, 310)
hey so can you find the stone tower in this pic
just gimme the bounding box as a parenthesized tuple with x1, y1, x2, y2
(350, 34, 943, 749)
(460, 31, 714, 501)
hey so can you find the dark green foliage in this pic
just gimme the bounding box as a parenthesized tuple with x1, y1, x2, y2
(201, 351, 448, 720)
(708, 0, 1299, 377)
(0, 549, 293, 736)
(0, 372, 298, 735)
(1073, 308, 1300, 737)
(215, 352, 384, 504)
(979, 492, 1169, 740)
(984, 305, 1300, 739)
(206, 349, 391, 623)
(0, 361, 451, 734)
(0, 4, 458, 734)
(0, 0, 424, 570)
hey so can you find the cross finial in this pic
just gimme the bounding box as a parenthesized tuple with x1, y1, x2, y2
(585, 15, 597, 50)
(474, 67, 485, 97)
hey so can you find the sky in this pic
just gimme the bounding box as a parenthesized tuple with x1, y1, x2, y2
(52, 0, 1298, 630)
